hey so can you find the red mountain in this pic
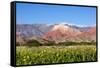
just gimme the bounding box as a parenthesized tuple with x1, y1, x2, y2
(43, 24, 81, 43)
(16, 32, 25, 45)
(43, 24, 96, 43)
(76, 27, 96, 42)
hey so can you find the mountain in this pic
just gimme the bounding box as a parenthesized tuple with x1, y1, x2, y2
(76, 27, 96, 42)
(16, 24, 93, 37)
(69, 25, 92, 32)
(43, 24, 96, 43)
(16, 32, 25, 44)
(16, 24, 96, 44)
(43, 24, 81, 43)
(57, 23, 92, 32)
(16, 24, 52, 37)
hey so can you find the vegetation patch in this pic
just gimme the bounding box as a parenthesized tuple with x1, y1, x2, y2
(16, 45, 96, 65)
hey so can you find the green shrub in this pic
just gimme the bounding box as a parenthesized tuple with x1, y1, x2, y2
(57, 41, 96, 46)
(16, 42, 20, 46)
(26, 40, 42, 46)
(45, 41, 55, 46)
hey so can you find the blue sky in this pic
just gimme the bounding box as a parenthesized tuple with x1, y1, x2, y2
(16, 3, 96, 26)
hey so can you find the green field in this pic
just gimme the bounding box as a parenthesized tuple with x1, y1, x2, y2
(16, 45, 96, 65)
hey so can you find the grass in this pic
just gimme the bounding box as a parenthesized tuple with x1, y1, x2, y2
(16, 45, 97, 66)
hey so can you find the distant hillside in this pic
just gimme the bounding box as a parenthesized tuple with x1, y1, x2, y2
(43, 24, 96, 43)
(16, 24, 52, 37)
(16, 24, 96, 44)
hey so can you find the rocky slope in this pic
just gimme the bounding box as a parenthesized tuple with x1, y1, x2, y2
(16, 24, 96, 44)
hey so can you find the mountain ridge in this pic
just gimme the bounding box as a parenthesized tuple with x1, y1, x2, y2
(16, 24, 96, 44)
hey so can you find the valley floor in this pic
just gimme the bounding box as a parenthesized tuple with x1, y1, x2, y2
(16, 45, 97, 66)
